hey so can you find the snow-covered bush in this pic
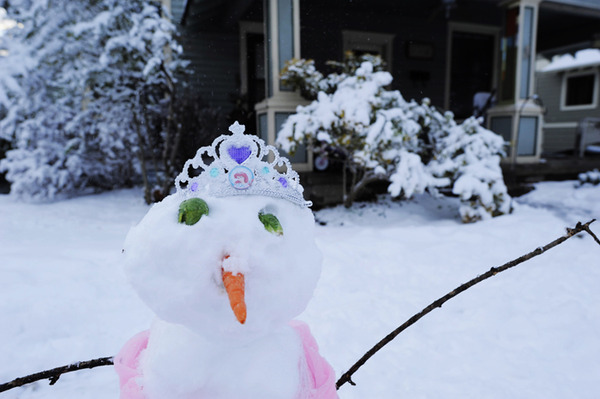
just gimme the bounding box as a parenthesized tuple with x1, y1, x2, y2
(277, 55, 511, 222)
(280, 52, 386, 100)
(578, 169, 600, 186)
(0, 0, 187, 202)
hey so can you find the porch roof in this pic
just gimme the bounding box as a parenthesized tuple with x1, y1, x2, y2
(175, 0, 600, 28)
(541, 48, 600, 73)
(545, 0, 600, 13)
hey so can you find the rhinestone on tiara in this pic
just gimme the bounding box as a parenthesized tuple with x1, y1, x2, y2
(175, 121, 311, 207)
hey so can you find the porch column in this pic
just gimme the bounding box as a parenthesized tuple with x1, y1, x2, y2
(487, 0, 544, 164)
(255, 0, 312, 171)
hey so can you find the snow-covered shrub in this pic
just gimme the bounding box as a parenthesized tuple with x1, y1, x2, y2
(578, 169, 600, 186)
(277, 54, 511, 222)
(429, 116, 511, 222)
(280, 52, 386, 100)
(0, 0, 187, 202)
(280, 59, 326, 100)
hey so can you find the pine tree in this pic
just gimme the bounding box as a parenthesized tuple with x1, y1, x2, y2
(0, 0, 187, 201)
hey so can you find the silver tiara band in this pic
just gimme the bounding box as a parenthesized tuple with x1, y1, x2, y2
(175, 122, 311, 207)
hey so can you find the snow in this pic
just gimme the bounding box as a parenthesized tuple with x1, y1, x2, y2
(1, 181, 599, 398)
(0, 8, 18, 35)
(541, 48, 600, 73)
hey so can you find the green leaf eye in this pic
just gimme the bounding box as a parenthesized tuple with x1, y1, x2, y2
(178, 198, 209, 225)
(258, 212, 283, 236)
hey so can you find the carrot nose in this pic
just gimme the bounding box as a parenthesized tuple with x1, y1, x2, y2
(221, 256, 246, 324)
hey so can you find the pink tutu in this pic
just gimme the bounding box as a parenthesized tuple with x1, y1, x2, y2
(115, 321, 338, 399)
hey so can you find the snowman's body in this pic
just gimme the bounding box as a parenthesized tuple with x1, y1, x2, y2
(116, 319, 336, 399)
(140, 321, 303, 399)
(116, 123, 337, 399)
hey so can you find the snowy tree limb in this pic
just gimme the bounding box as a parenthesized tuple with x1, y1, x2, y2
(336, 219, 599, 389)
(0, 357, 114, 393)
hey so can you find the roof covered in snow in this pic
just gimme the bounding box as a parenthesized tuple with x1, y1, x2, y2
(541, 48, 600, 73)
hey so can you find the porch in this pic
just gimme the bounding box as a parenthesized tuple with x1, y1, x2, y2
(297, 150, 600, 209)
(167, 0, 600, 205)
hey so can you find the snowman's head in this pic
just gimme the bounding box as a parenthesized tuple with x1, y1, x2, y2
(123, 123, 322, 338)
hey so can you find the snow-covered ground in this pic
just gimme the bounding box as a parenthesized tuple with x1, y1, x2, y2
(1, 181, 599, 398)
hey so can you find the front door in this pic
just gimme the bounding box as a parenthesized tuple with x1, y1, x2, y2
(448, 28, 496, 120)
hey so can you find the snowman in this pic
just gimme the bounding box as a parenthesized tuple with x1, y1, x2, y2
(115, 122, 338, 399)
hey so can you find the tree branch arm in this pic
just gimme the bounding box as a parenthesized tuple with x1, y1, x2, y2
(0, 357, 114, 393)
(336, 219, 598, 389)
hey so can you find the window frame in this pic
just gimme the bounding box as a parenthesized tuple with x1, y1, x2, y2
(239, 21, 265, 98)
(560, 68, 599, 111)
(342, 30, 394, 71)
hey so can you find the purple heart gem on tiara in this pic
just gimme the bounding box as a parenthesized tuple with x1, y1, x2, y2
(228, 146, 251, 164)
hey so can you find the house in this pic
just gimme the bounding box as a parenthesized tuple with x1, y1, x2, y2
(537, 48, 600, 157)
(166, 0, 600, 203)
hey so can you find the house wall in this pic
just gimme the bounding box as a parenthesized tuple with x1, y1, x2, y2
(537, 69, 600, 154)
(299, 0, 501, 109)
(168, 0, 503, 124)
(169, 0, 264, 115)
(299, 1, 445, 106)
(177, 29, 240, 111)
(537, 71, 600, 123)
(542, 126, 578, 154)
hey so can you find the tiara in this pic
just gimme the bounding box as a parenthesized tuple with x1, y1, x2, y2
(175, 122, 311, 207)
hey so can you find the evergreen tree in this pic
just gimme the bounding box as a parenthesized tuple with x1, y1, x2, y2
(0, 0, 187, 201)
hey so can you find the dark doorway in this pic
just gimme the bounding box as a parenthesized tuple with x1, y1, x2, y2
(240, 32, 266, 131)
(449, 31, 495, 120)
(246, 32, 266, 108)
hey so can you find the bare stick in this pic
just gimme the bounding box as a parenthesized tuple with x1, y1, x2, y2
(584, 223, 600, 246)
(0, 357, 114, 393)
(336, 219, 598, 389)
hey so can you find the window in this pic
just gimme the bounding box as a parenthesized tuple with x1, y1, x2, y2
(499, 7, 519, 102)
(561, 70, 598, 110)
(490, 116, 512, 156)
(275, 112, 306, 163)
(516, 116, 538, 156)
(566, 74, 594, 106)
(342, 30, 394, 71)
